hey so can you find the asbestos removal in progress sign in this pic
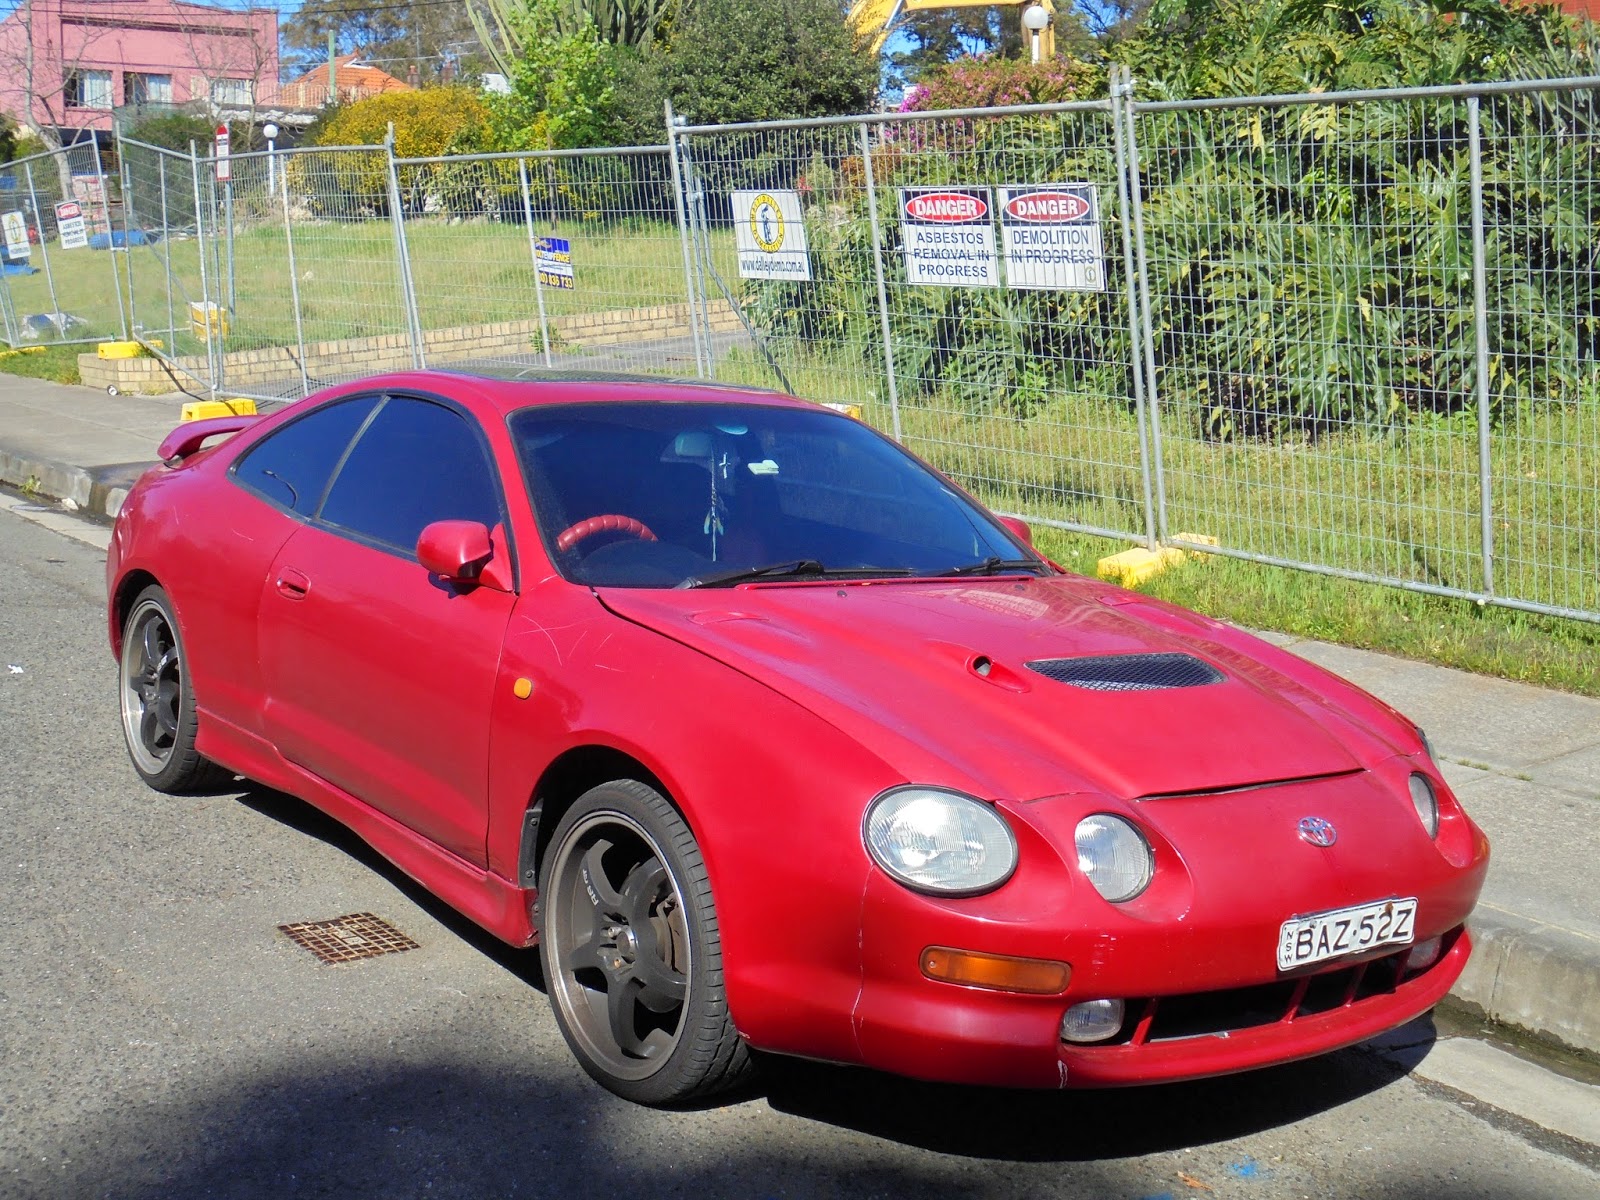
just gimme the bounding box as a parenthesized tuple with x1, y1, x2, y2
(998, 184, 1105, 291)
(898, 187, 997, 287)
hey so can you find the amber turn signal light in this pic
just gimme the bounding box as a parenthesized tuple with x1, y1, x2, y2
(921, 946, 1072, 994)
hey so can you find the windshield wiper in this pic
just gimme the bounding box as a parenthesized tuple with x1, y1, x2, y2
(678, 560, 915, 589)
(936, 556, 1051, 577)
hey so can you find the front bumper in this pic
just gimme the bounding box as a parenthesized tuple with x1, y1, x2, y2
(852, 922, 1471, 1089)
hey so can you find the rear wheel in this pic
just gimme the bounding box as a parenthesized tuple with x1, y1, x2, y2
(118, 585, 229, 793)
(539, 780, 752, 1105)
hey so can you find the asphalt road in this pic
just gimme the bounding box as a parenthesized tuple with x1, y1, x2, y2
(1, 500, 1596, 1200)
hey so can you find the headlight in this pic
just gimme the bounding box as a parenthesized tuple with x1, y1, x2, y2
(863, 787, 1018, 896)
(1075, 814, 1153, 902)
(1408, 772, 1440, 838)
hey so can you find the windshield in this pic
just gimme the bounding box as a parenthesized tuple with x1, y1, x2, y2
(510, 400, 1035, 588)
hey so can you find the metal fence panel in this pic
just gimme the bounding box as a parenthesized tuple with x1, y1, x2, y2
(1478, 87, 1600, 620)
(119, 137, 216, 390)
(676, 101, 1153, 545)
(237, 145, 417, 398)
(1131, 82, 1600, 622)
(0, 141, 127, 347)
(394, 146, 692, 377)
(1132, 93, 1493, 601)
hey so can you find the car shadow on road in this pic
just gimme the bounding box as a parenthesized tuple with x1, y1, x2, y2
(233, 782, 549, 990)
(757, 1025, 1430, 1161)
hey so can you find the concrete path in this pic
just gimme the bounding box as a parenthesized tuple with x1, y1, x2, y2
(2, 373, 1596, 1058)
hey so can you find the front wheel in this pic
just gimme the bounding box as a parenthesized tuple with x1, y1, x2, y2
(539, 780, 752, 1105)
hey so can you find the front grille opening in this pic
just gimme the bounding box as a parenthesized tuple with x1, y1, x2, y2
(278, 912, 420, 964)
(1129, 946, 1421, 1044)
(1025, 652, 1224, 692)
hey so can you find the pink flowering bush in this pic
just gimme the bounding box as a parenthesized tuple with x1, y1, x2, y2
(898, 55, 1102, 113)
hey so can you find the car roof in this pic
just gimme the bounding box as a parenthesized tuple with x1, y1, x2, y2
(346, 367, 815, 417)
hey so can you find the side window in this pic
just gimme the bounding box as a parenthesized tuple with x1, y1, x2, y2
(232, 395, 379, 514)
(318, 396, 501, 553)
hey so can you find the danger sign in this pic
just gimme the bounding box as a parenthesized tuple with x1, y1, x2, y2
(55, 200, 88, 249)
(898, 187, 996, 288)
(998, 183, 1105, 291)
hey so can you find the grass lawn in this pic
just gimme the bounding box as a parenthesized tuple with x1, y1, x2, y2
(1, 216, 731, 363)
(0, 344, 83, 384)
(111, 217, 728, 360)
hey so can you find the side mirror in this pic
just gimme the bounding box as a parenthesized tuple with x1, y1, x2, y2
(998, 515, 1033, 547)
(418, 520, 508, 590)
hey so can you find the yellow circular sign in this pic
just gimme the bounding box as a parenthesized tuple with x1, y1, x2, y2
(749, 193, 785, 254)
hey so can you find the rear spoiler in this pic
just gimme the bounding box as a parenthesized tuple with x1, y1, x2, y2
(158, 414, 259, 464)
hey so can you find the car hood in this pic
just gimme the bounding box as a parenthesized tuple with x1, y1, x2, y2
(598, 575, 1392, 801)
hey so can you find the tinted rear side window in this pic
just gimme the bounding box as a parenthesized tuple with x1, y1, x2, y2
(318, 396, 501, 553)
(232, 395, 378, 514)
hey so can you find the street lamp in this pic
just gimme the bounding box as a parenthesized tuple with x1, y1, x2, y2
(263, 121, 280, 198)
(1021, 3, 1050, 64)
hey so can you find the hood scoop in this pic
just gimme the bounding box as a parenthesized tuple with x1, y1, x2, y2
(1024, 652, 1224, 692)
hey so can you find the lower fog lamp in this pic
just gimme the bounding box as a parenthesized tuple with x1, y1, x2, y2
(1407, 935, 1444, 972)
(1060, 998, 1125, 1044)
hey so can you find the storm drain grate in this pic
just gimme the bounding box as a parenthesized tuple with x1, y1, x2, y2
(277, 912, 420, 964)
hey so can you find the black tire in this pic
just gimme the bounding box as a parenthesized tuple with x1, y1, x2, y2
(539, 780, 753, 1105)
(117, 584, 230, 793)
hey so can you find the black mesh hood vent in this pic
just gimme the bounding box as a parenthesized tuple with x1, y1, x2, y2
(1024, 652, 1225, 692)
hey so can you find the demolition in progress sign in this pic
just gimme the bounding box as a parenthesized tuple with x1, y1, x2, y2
(732, 190, 811, 280)
(898, 187, 997, 287)
(998, 184, 1105, 291)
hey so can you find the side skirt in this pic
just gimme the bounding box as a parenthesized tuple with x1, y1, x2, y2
(197, 710, 538, 948)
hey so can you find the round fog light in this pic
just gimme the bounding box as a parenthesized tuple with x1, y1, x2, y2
(1060, 998, 1125, 1044)
(1408, 936, 1444, 972)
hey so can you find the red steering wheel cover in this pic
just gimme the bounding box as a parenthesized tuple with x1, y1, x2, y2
(555, 514, 659, 553)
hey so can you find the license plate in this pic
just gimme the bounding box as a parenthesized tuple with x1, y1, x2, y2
(1277, 897, 1417, 971)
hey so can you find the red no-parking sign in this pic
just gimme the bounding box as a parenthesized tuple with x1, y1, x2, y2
(214, 124, 231, 183)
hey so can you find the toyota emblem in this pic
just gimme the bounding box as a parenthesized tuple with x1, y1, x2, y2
(1298, 816, 1338, 847)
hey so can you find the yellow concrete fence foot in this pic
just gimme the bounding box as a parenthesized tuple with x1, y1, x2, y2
(181, 399, 257, 421)
(1096, 534, 1217, 586)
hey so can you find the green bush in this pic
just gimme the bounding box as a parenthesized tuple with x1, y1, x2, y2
(123, 110, 219, 153)
(302, 86, 495, 215)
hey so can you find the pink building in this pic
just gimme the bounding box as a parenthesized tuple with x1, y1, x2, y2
(0, 0, 278, 141)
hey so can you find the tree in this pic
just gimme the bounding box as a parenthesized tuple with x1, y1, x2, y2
(655, 0, 878, 125)
(283, 0, 482, 83)
(470, 0, 682, 78)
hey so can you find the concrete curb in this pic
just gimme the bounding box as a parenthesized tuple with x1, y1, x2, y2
(0, 447, 140, 521)
(1453, 909, 1600, 1057)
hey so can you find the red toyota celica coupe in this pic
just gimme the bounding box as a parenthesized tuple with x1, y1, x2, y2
(107, 370, 1489, 1105)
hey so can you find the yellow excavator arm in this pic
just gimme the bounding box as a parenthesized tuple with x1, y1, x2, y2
(848, 0, 1058, 59)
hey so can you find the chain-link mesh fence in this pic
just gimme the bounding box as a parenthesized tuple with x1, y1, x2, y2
(1478, 86, 1600, 619)
(1132, 80, 1600, 621)
(0, 141, 128, 346)
(391, 146, 693, 377)
(120, 137, 214, 389)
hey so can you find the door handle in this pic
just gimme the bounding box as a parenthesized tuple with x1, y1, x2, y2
(275, 567, 310, 599)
